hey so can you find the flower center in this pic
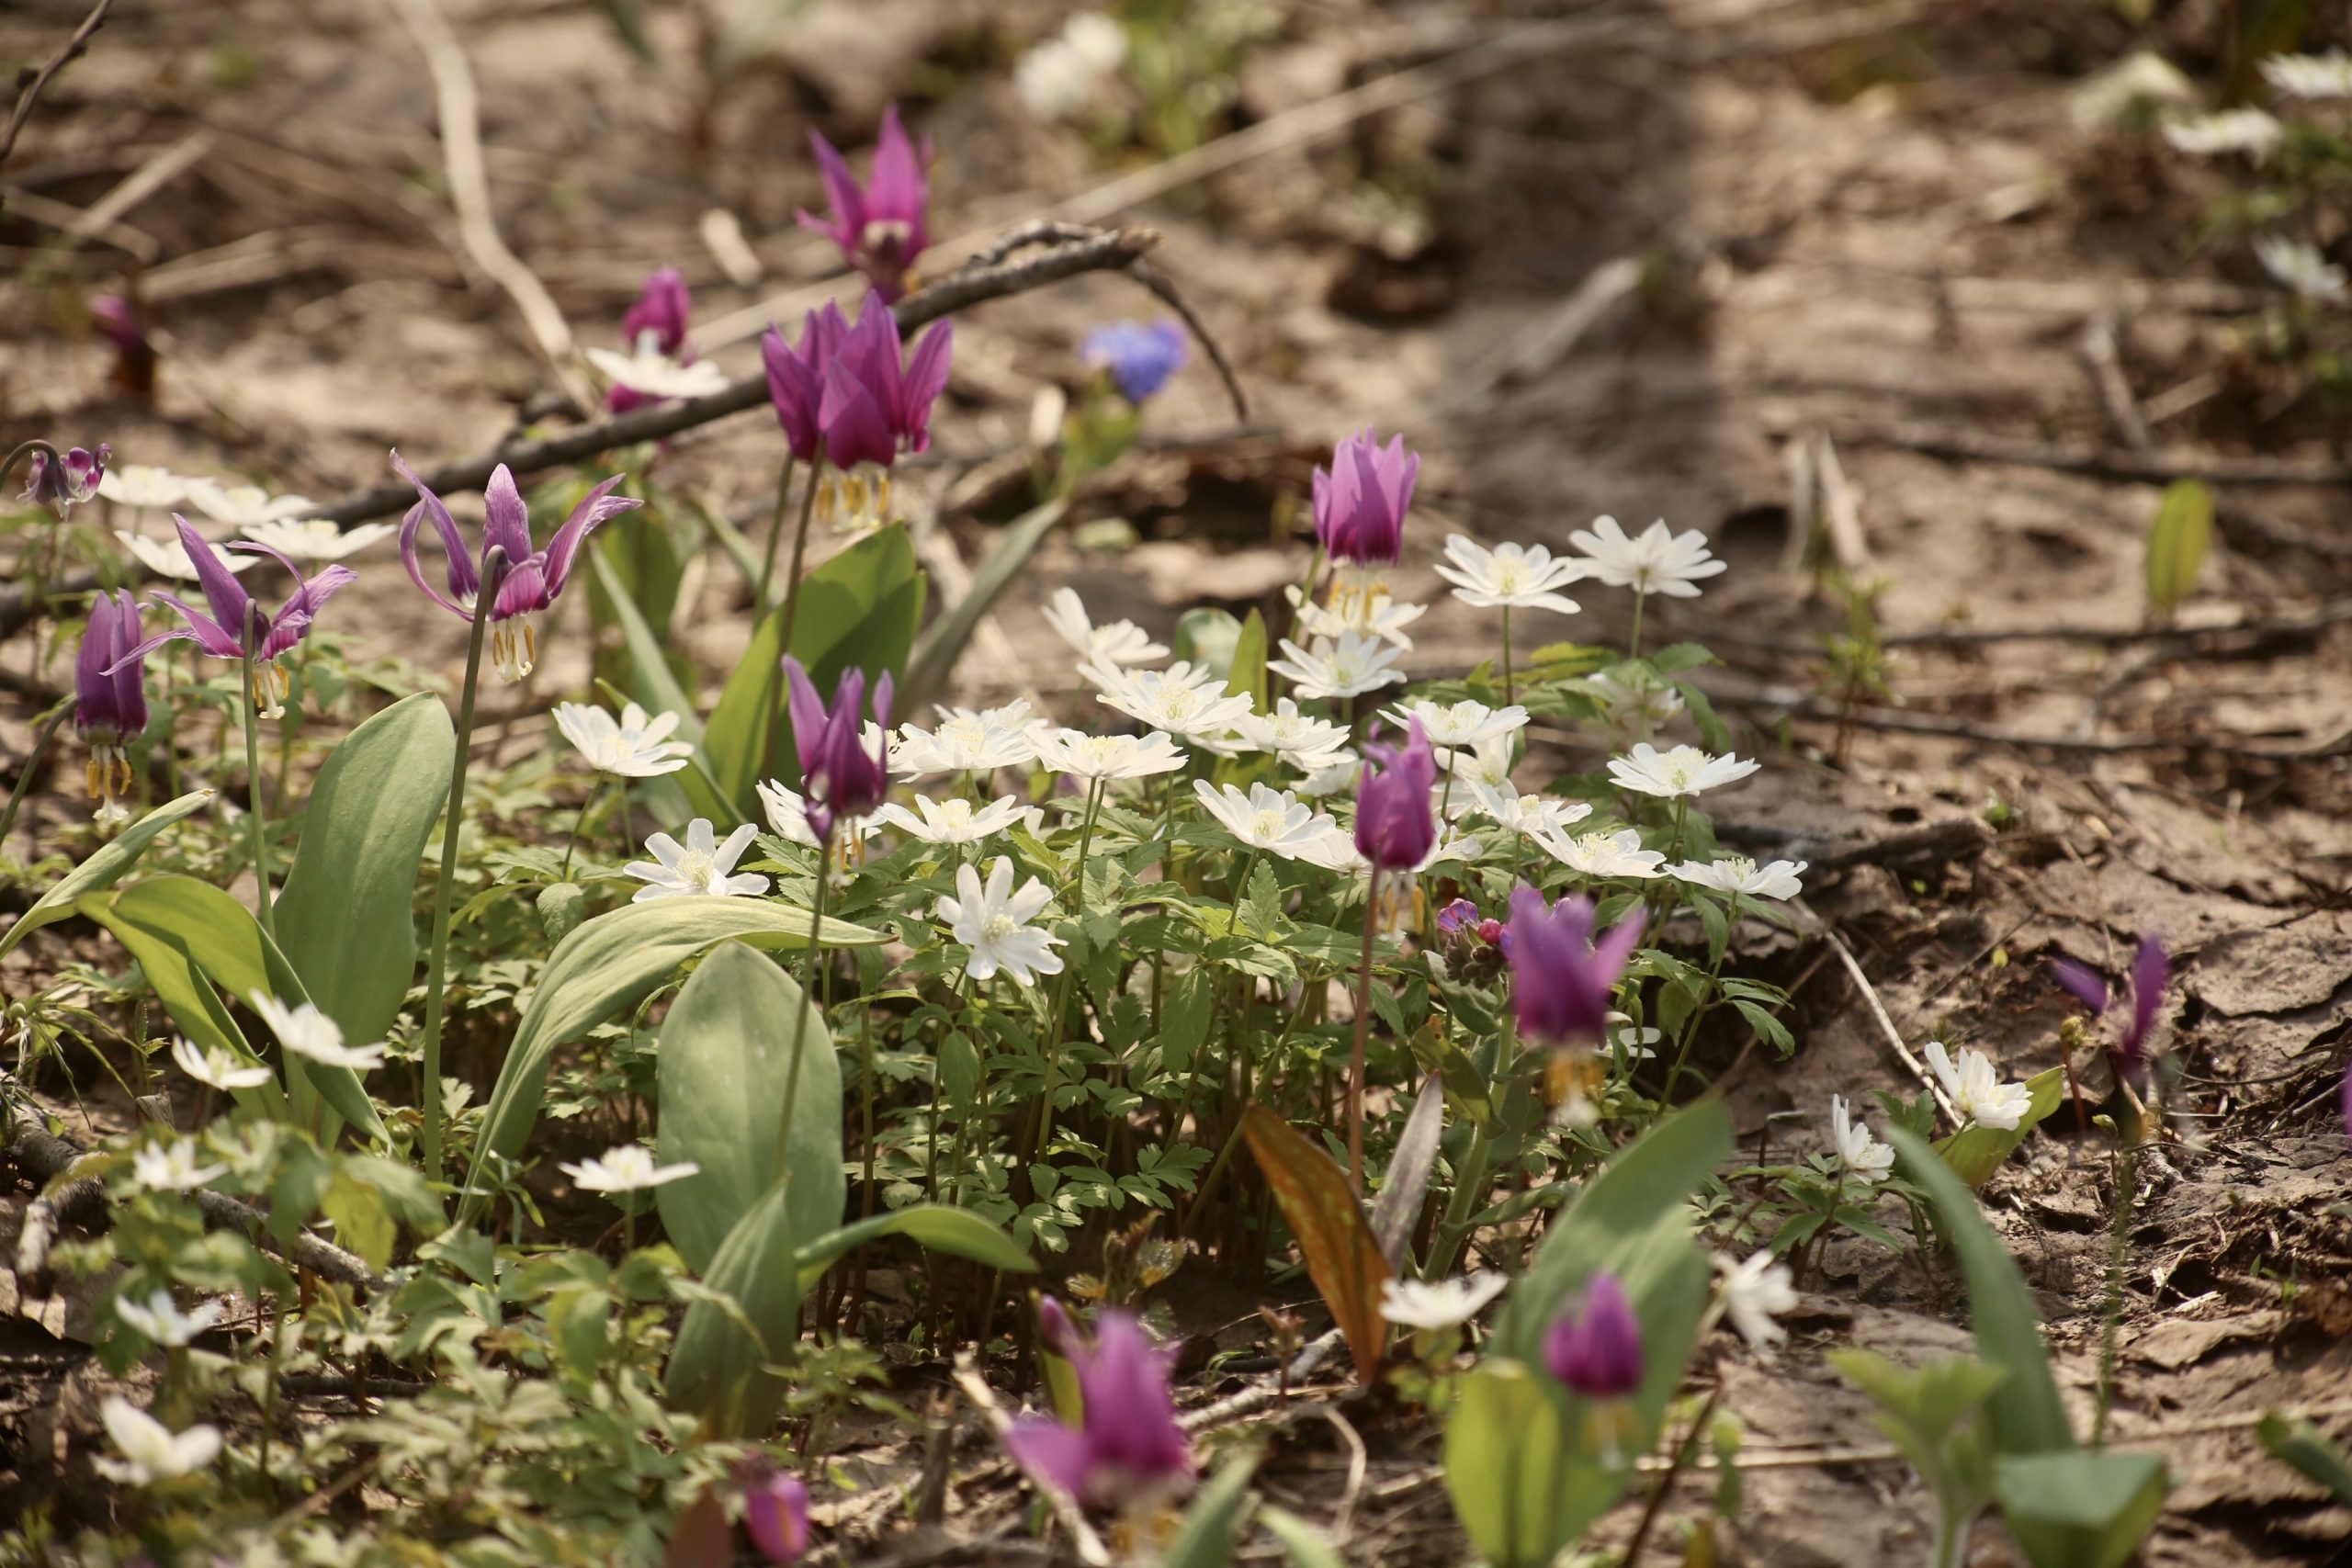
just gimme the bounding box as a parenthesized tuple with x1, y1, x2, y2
(676, 852, 719, 894)
(491, 615, 540, 682)
(1250, 809, 1286, 840)
(982, 911, 1020, 942)
(816, 468, 894, 536)
(1493, 562, 1525, 593)
(250, 660, 291, 720)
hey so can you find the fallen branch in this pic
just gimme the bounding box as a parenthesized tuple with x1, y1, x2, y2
(1831, 417, 2352, 487)
(0, 0, 114, 182)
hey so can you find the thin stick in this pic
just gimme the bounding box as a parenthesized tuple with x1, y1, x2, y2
(0, 0, 115, 176)
(1804, 912, 1961, 1125)
(948, 1353, 1109, 1568)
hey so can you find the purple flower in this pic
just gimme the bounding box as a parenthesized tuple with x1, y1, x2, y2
(1002, 1309, 1193, 1509)
(2052, 931, 2169, 1079)
(91, 295, 145, 355)
(761, 301, 852, 463)
(1038, 1293, 1080, 1359)
(741, 1461, 811, 1563)
(608, 267, 698, 413)
(798, 104, 931, 302)
(24, 443, 109, 514)
(1312, 429, 1418, 569)
(1544, 1271, 1644, 1401)
(1354, 718, 1437, 872)
(109, 516, 354, 718)
(1505, 887, 1645, 1048)
(76, 589, 147, 805)
(1080, 318, 1188, 403)
(1436, 897, 1479, 937)
(818, 290, 953, 473)
(392, 452, 643, 682)
(782, 657, 892, 844)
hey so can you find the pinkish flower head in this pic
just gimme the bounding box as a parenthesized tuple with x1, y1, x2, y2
(1544, 1271, 1644, 1401)
(608, 267, 699, 413)
(1354, 718, 1437, 872)
(1312, 429, 1418, 568)
(108, 516, 354, 718)
(24, 443, 109, 514)
(797, 104, 931, 301)
(762, 300, 852, 464)
(2052, 931, 2169, 1083)
(90, 296, 146, 355)
(817, 290, 952, 472)
(741, 1461, 810, 1563)
(1001, 1310, 1193, 1509)
(782, 657, 893, 843)
(76, 589, 147, 806)
(1505, 887, 1645, 1048)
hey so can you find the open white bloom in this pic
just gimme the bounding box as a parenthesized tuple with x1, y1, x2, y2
(132, 1138, 228, 1193)
(1439, 733, 1517, 793)
(115, 1288, 225, 1347)
(1584, 667, 1686, 737)
(239, 518, 398, 564)
(938, 856, 1066, 984)
(1192, 781, 1337, 859)
(170, 1036, 271, 1091)
(97, 465, 192, 511)
(1379, 1272, 1509, 1330)
(554, 701, 695, 778)
(1570, 515, 1727, 598)
(754, 780, 885, 849)
(1669, 855, 1806, 901)
(1089, 661, 1255, 743)
(117, 528, 261, 581)
(1268, 631, 1408, 701)
(1434, 536, 1585, 615)
(1297, 820, 1480, 875)
(625, 818, 771, 901)
(1292, 750, 1361, 798)
(2262, 50, 2352, 99)
(95, 1398, 220, 1486)
(1385, 698, 1528, 750)
(584, 344, 729, 401)
(1829, 1094, 1894, 1185)
(2163, 107, 2283, 160)
(1535, 826, 1666, 881)
(1035, 728, 1190, 782)
(1606, 1011, 1662, 1062)
(1715, 1251, 1799, 1350)
(561, 1144, 701, 1194)
(1232, 697, 1352, 773)
(1015, 11, 1127, 118)
(1463, 779, 1592, 838)
(898, 703, 1043, 776)
(873, 793, 1038, 845)
(1924, 1042, 2033, 1131)
(183, 479, 317, 530)
(1283, 583, 1428, 649)
(2254, 235, 2348, 302)
(1044, 587, 1167, 669)
(1608, 742, 1759, 799)
(249, 993, 387, 1071)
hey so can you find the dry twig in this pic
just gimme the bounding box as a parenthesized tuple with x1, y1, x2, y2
(0, 0, 114, 180)
(1800, 914, 1962, 1124)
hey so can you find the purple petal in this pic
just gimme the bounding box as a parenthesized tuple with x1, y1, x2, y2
(491, 558, 550, 620)
(481, 465, 535, 569)
(391, 450, 479, 614)
(782, 657, 827, 780)
(2050, 957, 2109, 1017)
(1002, 1416, 1096, 1501)
(129, 592, 242, 662)
(743, 1469, 810, 1563)
(2120, 931, 2169, 1063)
(540, 474, 641, 601)
(803, 129, 864, 254)
(898, 321, 953, 454)
(819, 359, 896, 470)
(172, 515, 252, 639)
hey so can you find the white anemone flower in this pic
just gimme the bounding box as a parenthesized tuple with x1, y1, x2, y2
(1043, 587, 1168, 669)
(239, 519, 398, 564)
(938, 856, 1067, 985)
(1379, 1272, 1509, 1330)
(1829, 1094, 1894, 1185)
(114, 1288, 226, 1347)
(1231, 697, 1352, 772)
(2162, 107, 2283, 161)
(2254, 235, 2348, 302)
(116, 528, 262, 581)
(1283, 583, 1429, 650)
(1535, 826, 1666, 881)
(1296, 820, 1480, 875)
(131, 1138, 228, 1193)
(96, 465, 192, 511)
(897, 703, 1042, 776)
(1015, 12, 1127, 118)
(1583, 666, 1687, 738)
(1088, 661, 1255, 744)
(754, 781, 885, 850)
(2261, 50, 2352, 99)
(1463, 779, 1592, 838)
(182, 479, 317, 530)
(170, 1036, 271, 1091)
(1569, 516, 1727, 598)
(624, 819, 771, 901)
(1268, 631, 1408, 701)
(1668, 855, 1806, 901)
(560, 1144, 701, 1193)
(1292, 750, 1361, 798)
(873, 794, 1038, 845)
(1385, 698, 1528, 750)
(95, 1398, 221, 1486)
(584, 344, 729, 402)
(1439, 733, 1518, 793)
(1433, 536, 1586, 615)
(249, 993, 387, 1071)
(1608, 742, 1759, 799)
(554, 701, 695, 779)
(1924, 1042, 2034, 1131)
(1714, 1251, 1799, 1350)
(1192, 781, 1337, 859)
(1034, 727, 1190, 783)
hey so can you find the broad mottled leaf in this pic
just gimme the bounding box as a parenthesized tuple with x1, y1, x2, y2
(1445, 1360, 1572, 1568)
(1936, 1066, 2064, 1188)
(664, 1184, 800, 1438)
(1240, 1105, 1388, 1382)
(1369, 1075, 1444, 1269)
(1995, 1450, 2165, 1568)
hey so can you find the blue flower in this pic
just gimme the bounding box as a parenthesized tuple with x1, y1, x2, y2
(1080, 318, 1188, 403)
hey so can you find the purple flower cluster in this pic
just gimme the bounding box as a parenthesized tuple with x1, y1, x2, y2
(1313, 428, 1418, 569)
(76, 590, 148, 807)
(112, 517, 356, 719)
(1080, 318, 1188, 403)
(800, 104, 931, 302)
(24, 443, 108, 514)
(782, 657, 892, 844)
(761, 291, 953, 526)
(608, 266, 700, 413)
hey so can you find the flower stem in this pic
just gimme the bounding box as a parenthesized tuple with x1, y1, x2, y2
(1032, 779, 1103, 1164)
(754, 452, 797, 608)
(1500, 604, 1514, 706)
(776, 844, 834, 1156)
(560, 773, 607, 879)
(238, 641, 278, 947)
(1628, 589, 1646, 661)
(417, 581, 497, 1185)
(1346, 865, 1384, 1194)
(762, 457, 825, 779)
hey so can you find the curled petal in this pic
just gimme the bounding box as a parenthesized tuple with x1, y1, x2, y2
(540, 474, 641, 601)
(481, 465, 535, 568)
(391, 449, 480, 612)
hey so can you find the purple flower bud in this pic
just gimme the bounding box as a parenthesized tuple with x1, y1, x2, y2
(1037, 1293, 1079, 1359)
(621, 266, 694, 358)
(24, 443, 109, 514)
(816, 292, 952, 473)
(762, 301, 851, 464)
(1505, 887, 1645, 1048)
(108, 516, 355, 718)
(2050, 957, 2109, 1016)
(741, 1461, 810, 1563)
(797, 104, 931, 302)
(1354, 718, 1437, 872)
(90, 295, 146, 355)
(1080, 318, 1188, 403)
(76, 590, 147, 805)
(2052, 931, 2169, 1080)
(1476, 918, 1504, 945)
(1312, 428, 1417, 568)
(782, 656, 893, 843)
(1544, 1271, 1644, 1401)
(1436, 897, 1479, 937)
(1002, 1310, 1193, 1508)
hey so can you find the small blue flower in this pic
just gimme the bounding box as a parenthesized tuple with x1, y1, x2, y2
(1080, 318, 1188, 403)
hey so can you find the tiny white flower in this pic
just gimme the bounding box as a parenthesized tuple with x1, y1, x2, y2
(553, 700, 695, 778)
(1668, 855, 1806, 901)
(584, 344, 730, 401)
(872, 793, 1036, 845)
(897, 703, 1042, 776)
(1385, 699, 1529, 751)
(170, 1036, 271, 1091)
(249, 993, 387, 1071)
(624, 818, 771, 901)
(239, 518, 398, 564)
(1378, 1272, 1510, 1330)
(1267, 631, 1408, 702)
(937, 856, 1067, 985)
(1605, 1010, 1661, 1061)
(2254, 234, 2347, 303)
(754, 780, 884, 849)
(1015, 13, 1126, 118)
(1829, 1094, 1894, 1185)
(1608, 742, 1760, 800)
(1283, 583, 1429, 649)
(96, 465, 192, 511)
(131, 1138, 228, 1193)
(1232, 697, 1353, 773)
(1463, 779, 1592, 838)
(1583, 666, 1686, 737)
(1924, 1042, 2034, 1132)
(1043, 587, 1167, 669)
(1569, 515, 1727, 599)
(1088, 661, 1256, 744)
(95, 1398, 220, 1486)
(2262, 50, 2352, 100)
(114, 1287, 225, 1347)
(1292, 750, 1361, 798)
(1034, 727, 1190, 783)
(117, 528, 262, 581)
(182, 479, 317, 530)
(560, 1143, 701, 1194)
(2163, 107, 2283, 161)
(1535, 826, 1666, 881)
(1433, 535, 1586, 615)
(1714, 1251, 1799, 1350)
(1192, 781, 1338, 859)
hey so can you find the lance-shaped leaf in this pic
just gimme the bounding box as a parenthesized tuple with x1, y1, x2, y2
(1370, 1074, 1444, 1269)
(1995, 1450, 2166, 1568)
(1936, 1066, 2064, 1189)
(792, 1204, 1035, 1294)
(0, 789, 212, 961)
(663, 1183, 800, 1438)
(2144, 478, 2212, 618)
(1445, 1359, 1572, 1568)
(1240, 1105, 1389, 1382)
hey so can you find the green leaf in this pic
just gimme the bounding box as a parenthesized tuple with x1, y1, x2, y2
(322, 1169, 395, 1271)
(1227, 609, 1268, 708)
(1257, 1506, 1346, 1568)
(1241, 1106, 1389, 1382)
(901, 500, 1065, 711)
(788, 522, 926, 700)
(792, 1203, 1035, 1293)
(2144, 478, 2212, 616)
(1935, 1066, 2064, 1188)
(275, 693, 454, 1060)
(1886, 1127, 2075, 1456)
(1160, 969, 1214, 1077)
(1444, 1359, 1572, 1568)
(0, 789, 212, 961)
(1173, 607, 1242, 677)
(462, 898, 881, 1219)
(1156, 1452, 1260, 1568)
(1994, 1450, 2165, 1568)
(702, 604, 786, 815)
(590, 548, 731, 821)
(76, 885, 284, 1122)
(663, 1184, 800, 1438)
(655, 942, 842, 1275)
(2257, 1412, 2352, 1506)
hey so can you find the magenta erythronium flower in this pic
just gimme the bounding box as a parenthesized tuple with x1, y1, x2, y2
(782, 657, 893, 844)
(1544, 1270, 1645, 1401)
(741, 1461, 811, 1563)
(24, 443, 109, 514)
(1080, 318, 1188, 403)
(799, 103, 932, 301)
(806, 290, 953, 529)
(622, 266, 692, 358)
(1505, 886, 1645, 1048)
(76, 589, 148, 812)
(1353, 718, 1438, 872)
(761, 299, 852, 464)
(597, 266, 723, 412)
(2052, 931, 2169, 1080)
(1001, 1309, 1193, 1509)
(392, 451, 643, 682)
(109, 516, 354, 719)
(1313, 428, 1418, 570)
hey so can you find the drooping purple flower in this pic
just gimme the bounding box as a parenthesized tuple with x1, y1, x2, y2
(1001, 1309, 1193, 1509)
(2052, 931, 2169, 1080)
(108, 516, 354, 718)
(818, 290, 953, 473)
(798, 104, 932, 302)
(392, 452, 643, 682)
(761, 301, 852, 464)
(91, 296, 155, 400)
(1544, 1271, 1644, 1401)
(1037, 1293, 1080, 1359)
(76, 589, 148, 806)
(24, 443, 109, 514)
(1312, 429, 1418, 569)
(1436, 897, 1479, 937)
(782, 657, 892, 844)
(1354, 718, 1437, 872)
(741, 1461, 811, 1563)
(1506, 887, 1645, 1048)
(1080, 318, 1188, 403)
(608, 267, 699, 413)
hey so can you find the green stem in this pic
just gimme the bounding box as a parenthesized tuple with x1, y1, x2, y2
(560, 774, 607, 879)
(1500, 603, 1514, 706)
(417, 578, 497, 1185)
(1346, 866, 1383, 1194)
(1628, 588, 1646, 661)
(763, 457, 825, 778)
(238, 638, 278, 946)
(1033, 779, 1103, 1164)
(0, 699, 71, 849)
(776, 846, 834, 1156)
(754, 452, 797, 608)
